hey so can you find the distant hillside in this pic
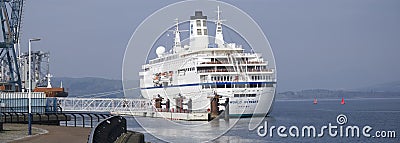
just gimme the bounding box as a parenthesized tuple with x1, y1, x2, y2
(356, 81, 400, 93)
(51, 77, 400, 99)
(52, 77, 124, 98)
(276, 89, 400, 100)
(277, 81, 400, 99)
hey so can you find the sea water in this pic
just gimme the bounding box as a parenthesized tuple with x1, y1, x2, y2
(126, 98, 400, 142)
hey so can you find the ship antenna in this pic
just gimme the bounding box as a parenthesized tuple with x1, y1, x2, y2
(217, 6, 221, 21)
(215, 6, 225, 47)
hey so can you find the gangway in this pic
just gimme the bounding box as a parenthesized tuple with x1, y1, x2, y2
(56, 97, 210, 121)
(57, 97, 152, 113)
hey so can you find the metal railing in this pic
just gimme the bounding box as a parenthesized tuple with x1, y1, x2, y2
(57, 97, 152, 113)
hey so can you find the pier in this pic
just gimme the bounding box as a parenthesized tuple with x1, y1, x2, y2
(1, 94, 229, 130)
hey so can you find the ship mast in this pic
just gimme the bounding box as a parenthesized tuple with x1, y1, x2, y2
(215, 6, 225, 47)
(173, 19, 182, 53)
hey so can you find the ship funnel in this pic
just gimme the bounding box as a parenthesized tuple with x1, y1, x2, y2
(189, 11, 209, 51)
(46, 73, 52, 88)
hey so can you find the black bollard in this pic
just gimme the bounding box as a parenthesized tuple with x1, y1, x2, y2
(224, 98, 229, 121)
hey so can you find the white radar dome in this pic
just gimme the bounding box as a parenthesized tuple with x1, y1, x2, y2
(156, 46, 165, 57)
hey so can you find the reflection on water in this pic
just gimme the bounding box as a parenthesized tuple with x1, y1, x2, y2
(130, 115, 239, 142)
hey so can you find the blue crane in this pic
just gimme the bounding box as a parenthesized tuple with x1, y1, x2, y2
(0, 0, 24, 91)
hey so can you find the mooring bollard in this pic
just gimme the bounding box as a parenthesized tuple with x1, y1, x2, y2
(209, 93, 221, 119)
(174, 94, 184, 113)
(224, 98, 229, 121)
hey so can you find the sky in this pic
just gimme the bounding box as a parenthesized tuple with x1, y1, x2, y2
(20, 0, 400, 92)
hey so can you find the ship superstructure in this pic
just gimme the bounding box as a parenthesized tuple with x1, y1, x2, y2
(140, 8, 276, 116)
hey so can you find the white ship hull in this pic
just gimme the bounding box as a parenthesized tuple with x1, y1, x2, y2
(140, 82, 276, 116)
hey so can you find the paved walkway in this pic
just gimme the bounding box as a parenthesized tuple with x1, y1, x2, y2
(0, 124, 43, 142)
(9, 125, 91, 143)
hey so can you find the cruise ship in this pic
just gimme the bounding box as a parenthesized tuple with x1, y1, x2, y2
(139, 8, 276, 117)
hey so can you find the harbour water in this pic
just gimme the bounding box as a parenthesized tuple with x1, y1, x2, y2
(126, 98, 400, 142)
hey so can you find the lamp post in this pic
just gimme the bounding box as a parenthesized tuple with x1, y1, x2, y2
(28, 38, 40, 135)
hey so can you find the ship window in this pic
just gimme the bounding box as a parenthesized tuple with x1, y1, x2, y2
(202, 20, 206, 27)
(203, 29, 207, 35)
(197, 29, 202, 35)
(196, 20, 201, 26)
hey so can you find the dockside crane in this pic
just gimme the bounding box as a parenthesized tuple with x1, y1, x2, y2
(0, 0, 24, 91)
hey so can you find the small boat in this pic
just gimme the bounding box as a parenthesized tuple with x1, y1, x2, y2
(341, 97, 345, 105)
(313, 98, 318, 104)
